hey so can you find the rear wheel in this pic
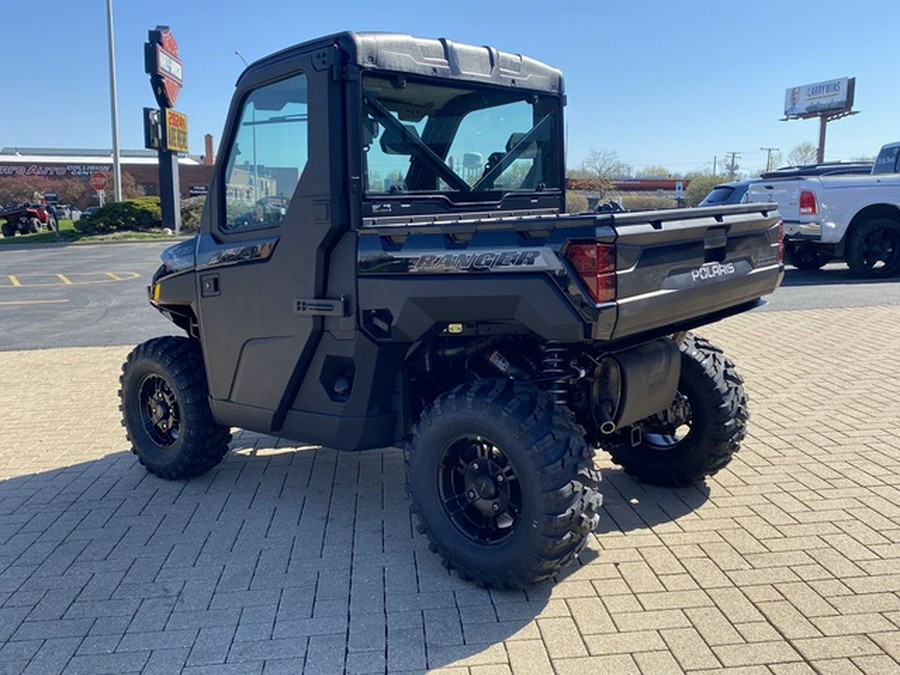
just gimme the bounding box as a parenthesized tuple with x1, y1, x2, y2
(602, 333, 748, 487)
(1, 222, 13, 237)
(406, 379, 601, 588)
(846, 218, 900, 278)
(120, 336, 231, 480)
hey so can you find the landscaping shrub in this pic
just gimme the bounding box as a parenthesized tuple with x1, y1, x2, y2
(180, 196, 206, 231)
(75, 197, 162, 234)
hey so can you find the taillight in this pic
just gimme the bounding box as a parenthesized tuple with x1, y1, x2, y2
(566, 242, 617, 303)
(799, 190, 818, 215)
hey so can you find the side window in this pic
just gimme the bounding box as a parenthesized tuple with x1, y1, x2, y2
(222, 73, 309, 230)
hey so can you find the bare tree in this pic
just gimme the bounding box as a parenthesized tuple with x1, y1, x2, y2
(788, 142, 818, 166)
(577, 148, 632, 197)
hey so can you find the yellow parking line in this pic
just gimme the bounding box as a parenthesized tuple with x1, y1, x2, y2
(7, 275, 21, 287)
(56, 274, 74, 286)
(0, 299, 70, 306)
(105, 272, 123, 281)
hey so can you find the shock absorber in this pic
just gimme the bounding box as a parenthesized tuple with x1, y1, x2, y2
(541, 343, 570, 405)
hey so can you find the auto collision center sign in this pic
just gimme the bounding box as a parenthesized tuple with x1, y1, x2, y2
(784, 77, 855, 118)
(0, 164, 112, 177)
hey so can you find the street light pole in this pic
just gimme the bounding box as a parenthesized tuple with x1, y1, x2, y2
(106, 0, 122, 202)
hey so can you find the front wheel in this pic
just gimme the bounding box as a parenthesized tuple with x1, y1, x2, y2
(406, 379, 601, 588)
(120, 336, 231, 480)
(1, 222, 13, 237)
(602, 333, 748, 487)
(846, 218, 900, 278)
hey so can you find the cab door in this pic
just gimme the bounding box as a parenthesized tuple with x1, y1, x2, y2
(195, 55, 345, 434)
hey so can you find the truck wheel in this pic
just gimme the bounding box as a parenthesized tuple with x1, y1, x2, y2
(120, 336, 231, 480)
(406, 379, 601, 588)
(602, 333, 748, 487)
(788, 243, 831, 271)
(846, 218, 900, 278)
(1, 222, 12, 237)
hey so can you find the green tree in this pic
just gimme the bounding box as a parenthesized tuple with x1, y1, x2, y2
(683, 173, 725, 207)
(788, 142, 818, 166)
(637, 165, 677, 179)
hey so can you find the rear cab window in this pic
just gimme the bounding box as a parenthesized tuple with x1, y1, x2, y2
(873, 144, 900, 175)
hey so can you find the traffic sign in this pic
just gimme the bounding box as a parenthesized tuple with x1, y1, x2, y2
(89, 172, 108, 192)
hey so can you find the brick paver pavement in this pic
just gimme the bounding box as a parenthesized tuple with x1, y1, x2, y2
(1, 305, 899, 673)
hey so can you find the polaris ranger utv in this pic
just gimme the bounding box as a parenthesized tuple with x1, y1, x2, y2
(121, 32, 783, 588)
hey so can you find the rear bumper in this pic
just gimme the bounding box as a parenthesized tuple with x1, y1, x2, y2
(606, 263, 783, 342)
(784, 219, 842, 244)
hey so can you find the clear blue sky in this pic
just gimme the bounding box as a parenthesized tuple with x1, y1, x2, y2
(3, 0, 898, 176)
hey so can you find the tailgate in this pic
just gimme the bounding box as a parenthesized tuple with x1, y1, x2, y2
(747, 180, 802, 220)
(605, 204, 783, 340)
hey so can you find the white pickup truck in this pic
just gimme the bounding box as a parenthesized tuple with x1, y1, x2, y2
(747, 141, 900, 277)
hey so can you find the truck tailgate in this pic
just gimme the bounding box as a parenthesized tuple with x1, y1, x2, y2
(747, 180, 803, 222)
(605, 205, 783, 340)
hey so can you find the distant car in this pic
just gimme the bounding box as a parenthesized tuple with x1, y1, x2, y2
(81, 206, 100, 218)
(51, 204, 72, 220)
(698, 179, 757, 206)
(698, 162, 875, 207)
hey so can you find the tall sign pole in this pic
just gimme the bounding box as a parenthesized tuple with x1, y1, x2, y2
(106, 0, 122, 202)
(144, 26, 185, 233)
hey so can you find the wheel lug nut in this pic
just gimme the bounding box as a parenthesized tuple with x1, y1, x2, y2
(472, 462, 479, 471)
(467, 490, 476, 500)
(492, 503, 500, 512)
(496, 475, 504, 483)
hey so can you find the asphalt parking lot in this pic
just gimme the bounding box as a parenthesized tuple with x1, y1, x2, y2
(1, 244, 900, 673)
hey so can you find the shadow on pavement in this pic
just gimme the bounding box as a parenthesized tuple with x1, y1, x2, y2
(596, 466, 711, 535)
(780, 265, 900, 287)
(0, 442, 549, 672)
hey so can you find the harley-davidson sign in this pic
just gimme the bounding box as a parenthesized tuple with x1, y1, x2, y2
(145, 26, 182, 108)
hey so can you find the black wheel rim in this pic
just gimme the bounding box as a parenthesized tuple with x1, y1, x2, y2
(862, 227, 900, 271)
(437, 436, 522, 543)
(138, 373, 181, 447)
(641, 391, 693, 450)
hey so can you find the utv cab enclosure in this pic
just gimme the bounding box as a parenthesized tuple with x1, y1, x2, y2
(122, 32, 783, 588)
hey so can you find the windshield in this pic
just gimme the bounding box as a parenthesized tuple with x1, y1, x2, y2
(362, 75, 561, 199)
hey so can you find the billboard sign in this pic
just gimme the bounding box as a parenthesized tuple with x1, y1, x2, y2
(784, 77, 855, 118)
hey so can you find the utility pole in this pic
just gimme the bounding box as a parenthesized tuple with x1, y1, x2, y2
(761, 146, 779, 172)
(712, 156, 717, 176)
(726, 152, 741, 180)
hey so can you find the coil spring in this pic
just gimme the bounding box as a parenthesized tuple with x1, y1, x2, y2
(541, 344, 570, 405)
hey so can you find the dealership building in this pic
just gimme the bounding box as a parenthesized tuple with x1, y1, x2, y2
(0, 137, 216, 201)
